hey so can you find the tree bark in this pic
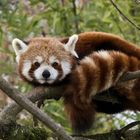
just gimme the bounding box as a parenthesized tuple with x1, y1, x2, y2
(0, 70, 140, 139)
(0, 121, 140, 140)
(0, 77, 72, 140)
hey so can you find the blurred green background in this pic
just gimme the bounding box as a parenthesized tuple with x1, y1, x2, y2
(0, 0, 140, 135)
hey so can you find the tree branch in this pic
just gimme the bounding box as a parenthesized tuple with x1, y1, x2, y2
(73, 121, 140, 140)
(0, 77, 72, 140)
(0, 69, 140, 139)
(119, 70, 140, 82)
(1, 70, 140, 124)
(73, 129, 140, 140)
(110, 0, 140, 30)
(119, 121, 140, 135)
(0, 87, 62, 124)
(93, 70, 140, 102)
(71, 0, 79, 33)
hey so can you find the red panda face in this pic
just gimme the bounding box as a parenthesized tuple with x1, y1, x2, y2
(12, 35, 78, 85)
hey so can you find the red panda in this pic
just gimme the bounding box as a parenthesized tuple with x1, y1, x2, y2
(12, 35, 78, 85)
(12, 32, 140, 133)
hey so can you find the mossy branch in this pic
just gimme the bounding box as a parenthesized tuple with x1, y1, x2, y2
(1, 70, 140, 123)
(0, 70, 140, 139)
(0, 77, 72, 140)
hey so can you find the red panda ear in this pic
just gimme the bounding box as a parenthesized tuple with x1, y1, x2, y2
(64, 34, 79, 58)
(12, 38, 28, 56)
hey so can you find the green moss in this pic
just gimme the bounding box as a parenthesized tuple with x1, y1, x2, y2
(0, 124, 48, 140)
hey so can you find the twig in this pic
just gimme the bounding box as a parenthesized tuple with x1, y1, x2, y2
(0, 77, 72, 140)
(119, 121, 140, 135)
(110, 0, 140, 30)
(118, 70, 140, 82)
(94, 70, 140, 102)
(0, 87, 63, 124)
(71, 0, 79, 33)
(73, 121, 140, 139)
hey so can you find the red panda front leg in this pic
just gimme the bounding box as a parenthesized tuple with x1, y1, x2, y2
(64, 95, 96, 133)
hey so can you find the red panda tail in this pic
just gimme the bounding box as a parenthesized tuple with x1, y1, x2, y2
(64, 96, 95, 133)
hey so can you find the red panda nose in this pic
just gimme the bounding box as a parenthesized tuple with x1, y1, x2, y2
(42, 70, 50, 79)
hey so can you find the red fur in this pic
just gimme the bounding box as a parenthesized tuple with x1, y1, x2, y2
(60, 31, 140, 114)
(60, 32, 140, 132)
(60, 32, 140, 59)
(61, 50, 140, 132)
(17, 32, 140, 133)
(64, 95, 95, 133)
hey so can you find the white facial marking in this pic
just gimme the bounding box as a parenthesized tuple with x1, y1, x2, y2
(49, 56, 56, 63)
(34, 65, 58, 84)
(49, 56, 59, 64)
(22, 61, 33, 81)
(60, 60, 72, 80)
(35, 56, 43, 63)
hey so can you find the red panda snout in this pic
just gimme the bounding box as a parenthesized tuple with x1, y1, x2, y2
(34, 64, 59, 84)
(42, 70, 51, 79)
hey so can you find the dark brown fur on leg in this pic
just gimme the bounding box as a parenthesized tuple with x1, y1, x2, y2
(64, 96, 95, 133)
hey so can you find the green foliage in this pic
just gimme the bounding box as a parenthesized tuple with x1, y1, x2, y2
(1, 125, 48, 140)
(0, 0, 140, 134)
(43, 99, 71, 133)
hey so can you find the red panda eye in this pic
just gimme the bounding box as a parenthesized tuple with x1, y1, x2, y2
(34, 62, 40, 68)
(52, 62, 59, 67)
